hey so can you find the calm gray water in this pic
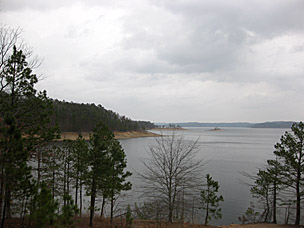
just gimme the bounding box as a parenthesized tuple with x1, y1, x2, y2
(119, 127, 288, 225)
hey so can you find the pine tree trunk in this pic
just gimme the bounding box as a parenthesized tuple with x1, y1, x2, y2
(90, 178, 96, 228)
(264, 193, 270, 222)
(204, 202, 209, 225)
(75, 169, 79, 209)
(37, 150, 41, 186)
(204, 188, 210, 225)
(0, 165, 4, 222)
(52, 166, 55, 200)
(100, 196, 106, 218)
(6, 189, 10, 219)
(67, 161, 70, 203)
(63, 156, 67, 207)
(80, 182, 82, 217)
(110, 195, 114, 225)
(1, 196, 6, 228)
(295, 174, 300, 225)
(272, 180, 277, 223)
(1, 185, 8, 228)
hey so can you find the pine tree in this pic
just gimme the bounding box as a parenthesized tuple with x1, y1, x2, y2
(126, 204, 133, 228)
(273, 122, 304, 225)
(0, 46, 59, 225)
(106, 140, 132, 223)
(265, 158, 282, 224)
(58, 194, 78, 227)
(70, 135, 89, 216)
(250, 169, 272, 222)
(0, 117, 32, 227)
(87, 122, 114, 228)
(29, 182, 58, 228)
(200, 174, 224, 225)
(87, 122, 132, 227)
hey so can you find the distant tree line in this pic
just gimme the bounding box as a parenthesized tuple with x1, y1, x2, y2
(52, 99, 155, 132)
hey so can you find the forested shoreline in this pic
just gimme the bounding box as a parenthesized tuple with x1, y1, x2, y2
(0, 29, 133, 228)
(52, 99, 155, 132)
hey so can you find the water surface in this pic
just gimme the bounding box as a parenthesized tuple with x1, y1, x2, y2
(119, 127, 287, 225)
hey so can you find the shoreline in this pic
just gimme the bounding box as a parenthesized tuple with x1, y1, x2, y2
(152, 127, 187, 131)
(58, 131, 160, 141)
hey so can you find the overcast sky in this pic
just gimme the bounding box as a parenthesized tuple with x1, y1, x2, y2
(1, 0, 304, 123)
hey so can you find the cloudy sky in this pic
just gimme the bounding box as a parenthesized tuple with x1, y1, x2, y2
(1, 0, 304, 123)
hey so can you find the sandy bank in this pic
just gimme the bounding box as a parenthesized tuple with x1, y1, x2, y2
(59, 131, 160, 141)
(114, 131, 160, 139)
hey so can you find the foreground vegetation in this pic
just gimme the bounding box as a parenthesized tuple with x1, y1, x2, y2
(0, 27, 132, 228)
(240, 122, 304, 225)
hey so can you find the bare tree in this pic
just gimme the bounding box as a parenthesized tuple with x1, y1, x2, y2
(139, 133, 205, 222)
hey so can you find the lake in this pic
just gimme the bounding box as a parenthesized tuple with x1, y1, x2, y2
(119, 127, 288, 225)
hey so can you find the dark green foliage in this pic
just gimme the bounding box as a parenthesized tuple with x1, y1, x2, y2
(0, 44, 135, 227)
(57, 194, 78, 228)
(70, 135, 89, 216)
(87, 123, 114, 226)
(273, 121, 304, 225)
(0, 46, 58, 227)
(200, 174, 224, 225)
(0, 116, 32, 226)
(247, 121, 304, 225)
(40, 146, 63, 200)
(238, 202, 260, 224)
(87, 122, 132, 227)
(125, 205, 133, 228)
(106, 140, 132, 222)
(250, 158, 282, 223)
(29, 183, 58, 228)
(250, 169, 272, 222)
(52, 99, 155, 132)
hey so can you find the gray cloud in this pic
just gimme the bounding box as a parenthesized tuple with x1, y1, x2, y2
(1, 0, 304, 122)
(118, 0, 304, 77)
(1, 0, 121, 11)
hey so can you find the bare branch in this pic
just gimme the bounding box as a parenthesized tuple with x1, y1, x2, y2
(138, 133, 205, 222)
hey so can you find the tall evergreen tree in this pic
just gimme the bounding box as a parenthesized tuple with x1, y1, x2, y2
(29, 183, 58, 228)
(200, 174, 224, 225)
(250, 169, 272, 222)
(0, 45, 59, 226)
(273, 122, 304, 225)
(87, 122, 114, 228)
(87, 122, 132, 227)
(70, 135, 89, 216)
(266, 158, 282, 223)
(105, 140, 132, 223)
(0, 117, 32, 227)
(0, 46, 36, 226)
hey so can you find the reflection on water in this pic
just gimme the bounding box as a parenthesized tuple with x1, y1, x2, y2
(119, 127, 287, 225)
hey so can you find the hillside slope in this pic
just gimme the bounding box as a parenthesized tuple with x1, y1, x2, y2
(52, 99, 155, 132)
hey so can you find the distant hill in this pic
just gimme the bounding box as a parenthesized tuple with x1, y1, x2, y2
(250, 121, 296, 128)
(156, 122, 254, 128)
(156, 121, 298, 128)
(52, 99, 155, 132)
